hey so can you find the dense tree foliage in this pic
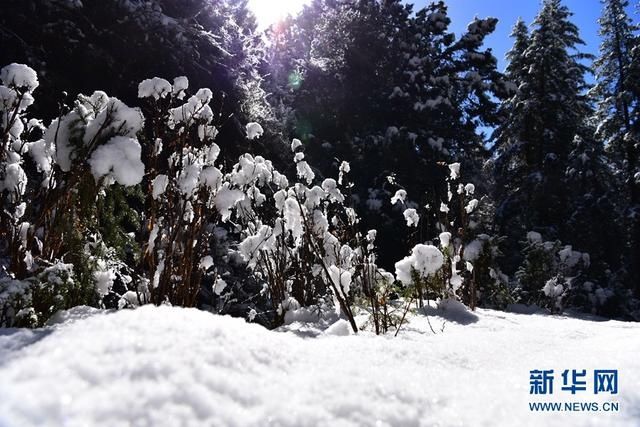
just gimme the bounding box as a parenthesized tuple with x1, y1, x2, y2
(494, 0, 592, 254)
(592, 0, 640, 294)
(0, 0, 277, 160)
(264, 0, 510, 276)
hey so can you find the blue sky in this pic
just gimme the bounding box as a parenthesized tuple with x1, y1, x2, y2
(411, 0, 618, 71)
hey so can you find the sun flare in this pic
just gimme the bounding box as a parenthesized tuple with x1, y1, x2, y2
(248, 0, 310, 29)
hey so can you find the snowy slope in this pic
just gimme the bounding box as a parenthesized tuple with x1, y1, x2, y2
(0, 304, 638, 427)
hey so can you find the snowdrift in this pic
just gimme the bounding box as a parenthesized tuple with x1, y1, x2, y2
(0, 305, 638, 427)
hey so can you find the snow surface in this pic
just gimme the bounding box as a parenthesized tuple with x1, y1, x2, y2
(0, 305, 638, 427)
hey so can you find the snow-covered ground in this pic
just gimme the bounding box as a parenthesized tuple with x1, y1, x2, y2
(0, 304, 638, 427)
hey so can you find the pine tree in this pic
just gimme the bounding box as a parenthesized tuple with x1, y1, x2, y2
(492, 19, 531, 270)
(592, 0, 639, 293)
(592, 0, 635, 160)
(493, 0, 592, 273)
(564, 122, 621, 277)
(627, 34, 640, 293)
(504, 19, 530, 89)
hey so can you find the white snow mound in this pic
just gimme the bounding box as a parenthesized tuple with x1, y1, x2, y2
(0, 305, 638, 427)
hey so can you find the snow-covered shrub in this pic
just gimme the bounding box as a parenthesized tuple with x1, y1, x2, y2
(233, 143, 363, 330)
(0, 65, 377, 329)
(395, 243, 446, 304)
(0, 64, 146, 325)
(28, 262, 83, 325)
(1, 64, 41, 269)
(350, 230, 403, 335)
(136, 77, 233, 307)
(1, 261, 99, 327)
(463, 235, 513, 309)
(0, 277, 33, 327)
(83, 234, 139, 309)
(356, 266, 401, 334)
(135, 77, 362, 331)
(516, 235, 562, 307)
(515, 232, 592, 313)
(389, 163, 489, 309)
